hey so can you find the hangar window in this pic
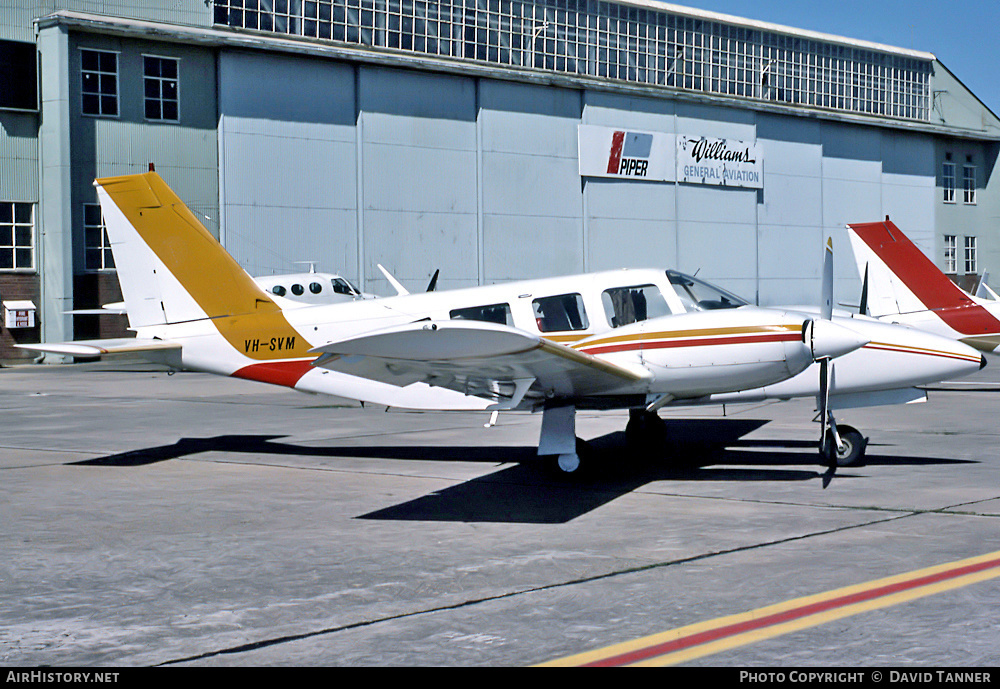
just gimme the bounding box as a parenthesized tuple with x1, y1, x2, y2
(963, 164, 976, 205)
(143, 55, 179, 121)
(943, 235, 957, 273)
(83, 203, 114, 271)
(965, 236, 977, 274)
(0, 202, 34, 271)
(80, 49, 118, 117)
(212, 0, 932, 123)
(532, 294, 589, 332)
(942, 161, 956, 203)
(602, 285, 671, 328)
(450, 303, 514, 326)
(0, 40, 37, 111)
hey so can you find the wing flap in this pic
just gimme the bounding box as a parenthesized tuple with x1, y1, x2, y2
(309, 320, 648, 406)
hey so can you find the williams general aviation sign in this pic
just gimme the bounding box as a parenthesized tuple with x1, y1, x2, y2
(578, 125, 763, 189)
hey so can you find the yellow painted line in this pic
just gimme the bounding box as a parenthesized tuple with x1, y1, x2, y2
(539, 550, 1000, 667)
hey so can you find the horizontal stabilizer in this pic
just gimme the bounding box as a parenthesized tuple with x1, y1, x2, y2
(17, 338, 181, 360)
(310, 320, 648, 406)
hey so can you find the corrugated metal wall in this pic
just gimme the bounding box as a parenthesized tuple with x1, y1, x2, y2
(216, 51, 939, 306)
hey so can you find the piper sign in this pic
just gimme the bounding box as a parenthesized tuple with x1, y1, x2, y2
(577, 125, 675, 181)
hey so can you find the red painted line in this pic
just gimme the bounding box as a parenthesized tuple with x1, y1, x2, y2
(586, 554, 1000, 667)
(232, 359, 315, 388)
(607, 130, 625, 174)
(581, 332, 800, 356)
(850, 221, 1000, 336)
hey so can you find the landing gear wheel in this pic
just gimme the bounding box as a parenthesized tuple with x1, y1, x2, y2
(625, 409, 667, 453)
(822, 424, 867, 467)
(550, 438, 592, 475)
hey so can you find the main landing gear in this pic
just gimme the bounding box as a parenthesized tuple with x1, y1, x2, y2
(538, 405, 669, 474)
(821, 421, 867, 467)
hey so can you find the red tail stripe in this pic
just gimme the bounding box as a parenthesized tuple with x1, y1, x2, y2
(850, 221, 1000, 336)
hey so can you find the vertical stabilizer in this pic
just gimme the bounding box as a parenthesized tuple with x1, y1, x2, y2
(96, 172, 312, 361)
(96, 172, 279, 328)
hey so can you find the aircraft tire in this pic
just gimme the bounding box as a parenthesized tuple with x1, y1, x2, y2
(824, 425, 867, 467)
(625, 410, 667, 455)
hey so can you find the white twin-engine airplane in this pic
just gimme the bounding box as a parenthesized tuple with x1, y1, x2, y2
(23, 172, 985, 476)
(847, 219, 1000, 354)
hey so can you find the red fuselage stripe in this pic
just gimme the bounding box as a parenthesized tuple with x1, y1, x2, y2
(580, 332, 801, 356)
(851, 221, 1000, 336)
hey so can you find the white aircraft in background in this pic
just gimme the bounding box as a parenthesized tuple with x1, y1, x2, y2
(72, 265, 372, 316)
(847, 219, 1000, 354)
(22, 172, 985, 476)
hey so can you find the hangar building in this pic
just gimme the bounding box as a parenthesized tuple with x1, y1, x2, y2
(1, 1, 998, 361)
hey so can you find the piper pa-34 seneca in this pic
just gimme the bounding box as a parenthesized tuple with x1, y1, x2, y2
(22, 172, 986, 475)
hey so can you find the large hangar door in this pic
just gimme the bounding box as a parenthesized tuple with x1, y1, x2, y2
(217, 52, 359, 282)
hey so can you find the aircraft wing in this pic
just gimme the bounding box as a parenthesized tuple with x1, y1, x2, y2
(309, 320, 649, 408)
(17, 337, 181, 361)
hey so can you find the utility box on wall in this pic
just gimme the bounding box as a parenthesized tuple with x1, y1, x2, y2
(4, 300, 36, 329)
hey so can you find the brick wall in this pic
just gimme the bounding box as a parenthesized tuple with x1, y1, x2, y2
(73, 273, 130, 341)
(0, 274, 41, 363)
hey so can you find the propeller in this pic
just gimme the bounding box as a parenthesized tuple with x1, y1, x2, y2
(816, 238, 841, 482)
(859, 263, 869, 316)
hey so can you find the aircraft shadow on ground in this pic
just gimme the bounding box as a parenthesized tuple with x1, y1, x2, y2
(70, 419, 977, 524)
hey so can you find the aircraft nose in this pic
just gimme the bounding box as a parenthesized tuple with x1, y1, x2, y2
(806, 318, 871, 361)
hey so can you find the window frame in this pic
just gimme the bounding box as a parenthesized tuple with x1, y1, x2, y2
(0, 201, 35, 272)
(964, 235, 977, 274)
(963, 164, 976, 205)
(83, 203, 115, 272)
(79, 48, 119, 118)
(943, 234, 957, 273)
(942, 161, 956, 204)
(142, 53, 180, 122)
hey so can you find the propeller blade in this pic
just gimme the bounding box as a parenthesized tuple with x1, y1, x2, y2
(818, 357, 838, 480)
(859, 263, 869, 316)
(426, 269, 439, 292)
(821, 237, 834, 320)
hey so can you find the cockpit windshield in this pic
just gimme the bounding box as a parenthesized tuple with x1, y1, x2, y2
(667, 270, 749, 311)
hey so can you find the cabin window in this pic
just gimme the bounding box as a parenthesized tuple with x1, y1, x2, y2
(271, 285, 286, 296)
(309, 282, 323, 294)
(532, 293, 589, 332)
(450, 303, 513, 326)
(291, 283, 304, 296)
(602, 284, 671, 327)
(667, 271, 748, 311)
(332, 278, 359, 296)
